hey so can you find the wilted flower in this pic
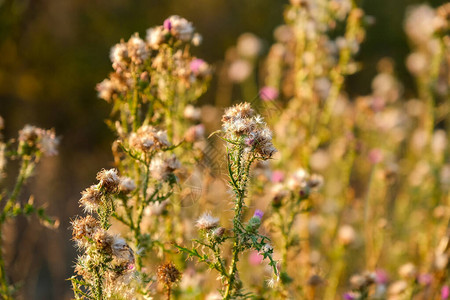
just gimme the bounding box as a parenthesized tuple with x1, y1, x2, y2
(96, 168, 120, 193)
(79, 185, 103, 212)
(157, 262, 182, 287)
(129, 125, 170, 153)
(150, 154, 180, 181)
(119, 177, 136, 193)
(71, 215, 100, 245)
(196, 212, 219, 230)
(146, 26, 166, 49)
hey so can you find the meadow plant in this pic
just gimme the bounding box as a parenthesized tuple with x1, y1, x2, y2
(177, 102, 278, 299)
(70, 15, 210, 299)
(0, 120, 59, 299)
(69, 2, 450, 299)
(216, 0, 449, 299)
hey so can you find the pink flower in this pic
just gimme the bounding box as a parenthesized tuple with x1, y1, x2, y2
(271, 170, 284, 183)
(249, 251, 263, 265)
(442, 285, 449, 299)
(260, 86, 278, 101)
(368, 148, 383, 164)
(375, 269, 389, 285)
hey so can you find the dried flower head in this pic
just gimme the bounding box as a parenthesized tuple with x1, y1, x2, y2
(157, 262, 182, 287)
(129, 125, 170, 153)
(18, 125, 59, 156)
(146, 25, 166, 49)
(150, 154, 181, 181)
(196, 212, 220, 230)
(119, 177, 136, 193)
(93, 228, 114, 252)
(71, 215, 100, 244)
(79, 185, 103, 212)
(96, 168, 120, 193)
(111, 236, 135, 266)
(127, 33, 149, 65)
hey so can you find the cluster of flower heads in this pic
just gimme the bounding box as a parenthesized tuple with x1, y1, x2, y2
(404, 4, 449, 77)
(343, 262, 450, 300)
(270, 167, 324, 205)
(221, 102, 277, 159)
(96, 15, 211, 103)
(18, 124, 59, 157)
(79, 168, 135, 213)
(129, 125, 170, 153)
(71, 168, 137, 298)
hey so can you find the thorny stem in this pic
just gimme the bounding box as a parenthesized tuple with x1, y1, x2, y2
(93, 266, 103, 300)
(224, 147, 255, 299)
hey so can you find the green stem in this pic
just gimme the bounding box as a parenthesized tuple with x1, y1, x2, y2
(2, 157, 31, 218)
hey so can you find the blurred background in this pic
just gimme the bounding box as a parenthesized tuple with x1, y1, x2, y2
(0, 0, 447, 299)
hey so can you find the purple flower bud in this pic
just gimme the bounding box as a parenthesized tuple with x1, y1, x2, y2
(442, 285, 449, 299)
(163, 19, 172, 31)
(260, 86, 279, 101)
(254, 209, 264, 220)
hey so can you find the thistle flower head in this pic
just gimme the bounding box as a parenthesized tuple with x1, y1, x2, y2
(127, 33, 149, 65)
(79, 185, 102, 212)
(111, 236, 135, 266)
(71, 215, 100, 244)
(18, 125, 59, 156)
(196, 212, 220, 230)
(93, 228, 114, 252)
(146, 25, 166, 49)
(157, 262, 182, 287)
(129, 125, 170, 153)
(165, 15, 194, 42)
(96, 168, 120, 193)
(150, 154, 181, 181)
(221, 102, 277, 159)
(119, 177, 136, 193)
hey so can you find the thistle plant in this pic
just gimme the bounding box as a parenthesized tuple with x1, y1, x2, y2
(0, 120, 59, 299)
(70, 15, 211, 299)
(177, 102, 278, 299)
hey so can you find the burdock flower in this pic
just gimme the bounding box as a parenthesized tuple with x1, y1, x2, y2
(96, 168, 120, 193)
(196, 212, 219, 230)
(79, 185, 103, 212)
